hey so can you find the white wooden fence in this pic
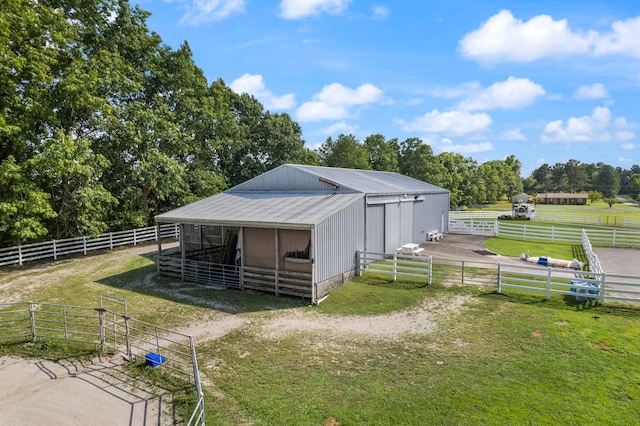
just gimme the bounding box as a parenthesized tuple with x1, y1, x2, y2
(449, 210, 640, 229)
(356, 250, 640, 304)
(0, 224, 179, 267)
(449, 219, 640, 248)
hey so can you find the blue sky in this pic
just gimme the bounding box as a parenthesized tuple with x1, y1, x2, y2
(139, 0, 640, 176)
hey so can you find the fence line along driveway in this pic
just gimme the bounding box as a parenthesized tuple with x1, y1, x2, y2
(0, 224, 179, 267)
(449, 219, 640, 248)
(357, 249, 640, 305)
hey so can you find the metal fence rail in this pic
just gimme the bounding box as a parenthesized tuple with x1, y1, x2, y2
(0, 298, 205, 425)
(0, 224, 179, 267)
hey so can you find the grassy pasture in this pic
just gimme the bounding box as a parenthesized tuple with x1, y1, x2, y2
(2, 243, 640, 425)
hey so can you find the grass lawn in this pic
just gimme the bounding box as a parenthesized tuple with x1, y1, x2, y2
(2, 244, 640, 425)
(483, 237, 586, 262)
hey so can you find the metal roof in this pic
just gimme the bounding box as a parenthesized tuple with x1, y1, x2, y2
(155, 191, 364, 227)
(231, 164, 448, 195)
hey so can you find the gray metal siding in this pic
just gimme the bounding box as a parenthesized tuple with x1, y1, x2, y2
(315, 200, 365, 283)
(384, 203, 401, 252)
(413, 192, 450, 240)
(400, 202, 413, 244)
(365, 204, 384, 253)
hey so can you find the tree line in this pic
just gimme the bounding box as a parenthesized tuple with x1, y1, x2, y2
(523, 160, 640, 201)
(1, 0, 638, 247)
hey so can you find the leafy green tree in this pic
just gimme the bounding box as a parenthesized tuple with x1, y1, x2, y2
(627, 174, 640, 202)
(530, 163, 553, 192)
(587, 190, 602, 205)
(30, 131, 116, 238)
(593, 164, 620, 198)
(364, 134, 399, 172)
(0, 156, 57, 245)
(397, 138, 434, 181)
(603, 197, 617, 208)
(318, 134, 371, 169)
(564, 159, 589, 193)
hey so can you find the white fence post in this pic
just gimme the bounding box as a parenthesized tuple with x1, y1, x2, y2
(546, 267, 552, 300)
(497, 263, 502, 293)
(83, 236, 87, 255)
(18, 245, 23, 265)
(392, 253, 397, 281)
(428, 256, 432, 285)
(133, 229, 137, 246)
(53, 240, 57, 260)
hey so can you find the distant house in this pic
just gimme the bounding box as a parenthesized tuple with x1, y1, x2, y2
(510, 193, 532, 204)
(154, 164, 450, 303)
(535, 192, 588, 205)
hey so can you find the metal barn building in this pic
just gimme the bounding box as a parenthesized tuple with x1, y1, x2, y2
(155, 164, 449, 303)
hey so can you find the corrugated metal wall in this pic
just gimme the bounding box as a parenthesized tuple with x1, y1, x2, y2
(365, 204, 384, 253)
(384, 202, 401, 252)
(413, 192, 450, 240)
(314, 199, 365, 283)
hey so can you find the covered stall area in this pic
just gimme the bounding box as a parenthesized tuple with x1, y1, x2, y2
(156, 223, 314, 300)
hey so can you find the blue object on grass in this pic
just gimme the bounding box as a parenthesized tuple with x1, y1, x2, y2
(538, 257, 548, 266)
(570, 280, 598, 302)
(145, 352, 166, 367)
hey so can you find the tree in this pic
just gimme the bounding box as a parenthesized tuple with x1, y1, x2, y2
(564, 159, 589, 192)
(0, 156, 57, 245)
(530, 163, 553, 192)
(364, 134, 399, 172)
(397, 138, 434, 181)
(30, 131, 117, 238)
(593, 165, 620, 198)
(587, 190, 602, 205)
(318, 134, 371, 169)
(627, 174, 640, 202)
(603, 197, 617, 208)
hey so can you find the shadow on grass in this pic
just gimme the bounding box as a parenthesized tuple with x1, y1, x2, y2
(96, 251, 307, 315)
(482, 290, 640, 318)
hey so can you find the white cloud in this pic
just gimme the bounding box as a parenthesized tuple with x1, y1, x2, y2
(593, 16, 640, 57)
(296, 82, 383, 121)
(179, 0, 245, 26)
(618, 156, 634, 163)
(501, 128, 528, 141)
(400, 109, 492, 135)
(459, 10, 640, 63)
(438, 139, 495, 154)
(542, 106, 635, 142)
(459, 10, 592, 63)
(456, 77, 545, 111)
(573, 83, 609, 100)
(279, 0, 350, 19)
(321, 121, 358, 135)
(229, 73, 296, 110)
(621, 143, 636, 151)
(372, 6, 389, 20)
